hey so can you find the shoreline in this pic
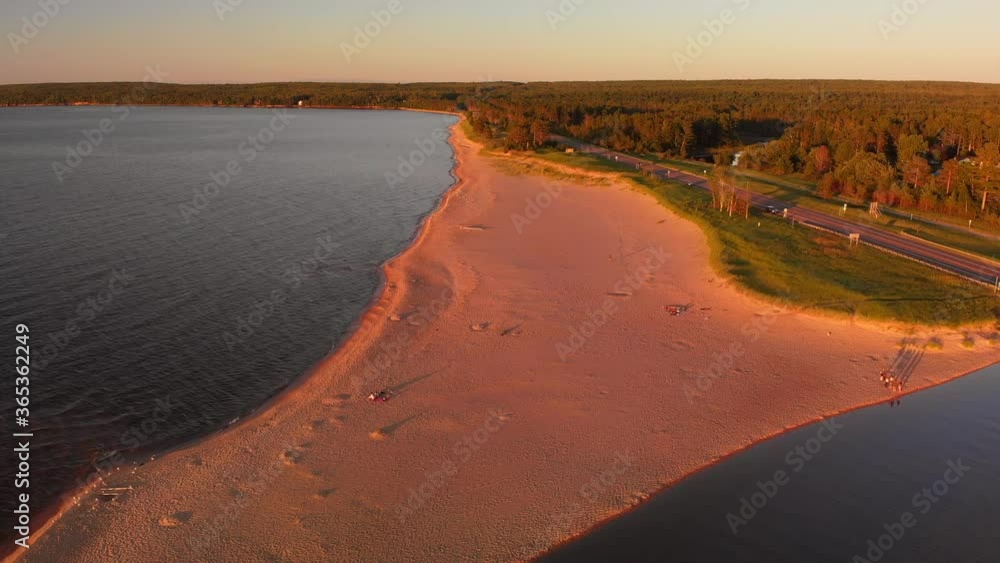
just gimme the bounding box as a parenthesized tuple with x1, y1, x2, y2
(2, 110, 465, 563)
(534, 358, 997, 559)
(14, 114, 1000, 562)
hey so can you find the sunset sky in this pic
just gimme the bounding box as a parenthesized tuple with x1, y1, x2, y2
(3, 0, 998, 84)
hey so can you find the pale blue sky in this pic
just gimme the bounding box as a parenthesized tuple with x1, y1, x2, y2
(2, 0, 997, 84)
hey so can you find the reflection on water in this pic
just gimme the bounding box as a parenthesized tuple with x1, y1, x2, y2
(0, 106, 458, 539)
(541, 364, 1000, 563)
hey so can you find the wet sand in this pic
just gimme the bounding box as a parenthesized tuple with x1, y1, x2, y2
(15, 122, 999, 563)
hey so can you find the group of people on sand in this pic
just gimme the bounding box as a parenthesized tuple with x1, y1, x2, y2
(879, 369, 905, 393)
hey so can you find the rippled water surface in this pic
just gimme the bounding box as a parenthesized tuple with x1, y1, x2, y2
(542, 363, 1000, 563)
(0, 106, 458, 534)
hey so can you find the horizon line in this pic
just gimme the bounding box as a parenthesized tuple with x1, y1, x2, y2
(3, 78, 1000, 88)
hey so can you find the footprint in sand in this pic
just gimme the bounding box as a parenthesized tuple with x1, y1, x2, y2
(314, 488, 337, 499)
(501, 325, 523, 337)
(669, 340, 695, 351)
(370, 414, 420, 441)
(470, 322, 491, 332)
(158, 511, 194, 528)
(389, 311, 416, 322)
(319, 396, 351, 429)
(281, 448, 305, 465)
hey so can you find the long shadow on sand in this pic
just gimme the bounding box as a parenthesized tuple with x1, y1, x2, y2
(887, 345, 926, 387)
(377, 414, 421, 437)
(391, 366, 449, 396)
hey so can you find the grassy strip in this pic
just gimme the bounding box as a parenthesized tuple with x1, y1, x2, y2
(631, 153, 1000, 261)
(525, 150, 999, 327)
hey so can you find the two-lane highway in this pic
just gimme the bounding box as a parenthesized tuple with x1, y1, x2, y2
(552, 135, 1000, 289)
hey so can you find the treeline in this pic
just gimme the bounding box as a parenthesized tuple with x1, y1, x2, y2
(3, 80, 998, 223)
(0, 81, 476, 111)
(463, 81, 1000, 225)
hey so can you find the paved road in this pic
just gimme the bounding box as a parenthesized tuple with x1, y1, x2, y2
(553, 135, 1000, 289)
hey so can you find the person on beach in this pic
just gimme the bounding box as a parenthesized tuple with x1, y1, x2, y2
(368, 390, 392, 403)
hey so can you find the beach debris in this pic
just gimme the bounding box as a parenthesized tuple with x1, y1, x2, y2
(99, 486, 133, 498)
(95, 450, 120, 464)
(470, 322, 491, 332)
(460, 224, 489, 231)
(367, 390, 393, 403)
(99, 486, 134, 502)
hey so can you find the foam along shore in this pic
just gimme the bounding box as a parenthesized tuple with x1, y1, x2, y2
(17, 121, 1000, 563)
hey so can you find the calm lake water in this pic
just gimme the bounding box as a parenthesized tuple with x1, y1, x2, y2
(541, 363, 1000, 563)
(0, 106, 458, 537)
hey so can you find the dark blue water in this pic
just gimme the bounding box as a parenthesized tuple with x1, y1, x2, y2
(541, 363, 1000, 563)
(0, 106, 457, 537)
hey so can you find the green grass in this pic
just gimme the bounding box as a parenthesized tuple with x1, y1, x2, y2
(527, 150, 999, 327)
(633, 154, 1000, 262)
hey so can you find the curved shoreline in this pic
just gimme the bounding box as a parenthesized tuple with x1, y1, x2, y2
(14, 113, 1000, 562)
(533, 359, 998, 559)
(3, 109, 465, 563)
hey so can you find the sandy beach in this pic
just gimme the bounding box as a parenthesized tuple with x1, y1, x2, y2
(16, 121, 1000, 563)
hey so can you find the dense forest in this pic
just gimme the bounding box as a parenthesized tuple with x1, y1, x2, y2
(2, 80, 998, 224)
